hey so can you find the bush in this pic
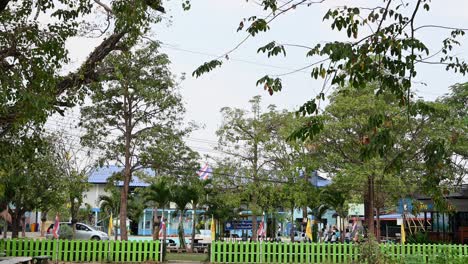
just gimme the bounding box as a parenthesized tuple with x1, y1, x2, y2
(357, 236, 396, 264)
(59, 225, 73, 240)
(406, 231, 430, 244)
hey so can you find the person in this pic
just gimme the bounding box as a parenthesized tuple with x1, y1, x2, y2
(326, 227, 334, 242)
(353, 232, 360, 244)
(344, 228, 351, 243)
(330, 230, 337, 243)
(321, 227, 328, 242)
(335, 229, 341, 242)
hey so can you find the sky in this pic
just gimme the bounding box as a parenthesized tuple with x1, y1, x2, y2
(47, 0, 468, 162)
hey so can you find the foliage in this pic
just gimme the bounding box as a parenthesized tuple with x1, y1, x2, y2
(80, 42, 196, 239)
(406, 231, 430, 244)
(195, 1, 467, 130)
(59, 225, 74, 240)
(143, 177, 171, 240)
(0, 0, 181, 137)
(0, 130, 65, 238)
(357, 236, 396, 264)
(170, 183, 198, 249)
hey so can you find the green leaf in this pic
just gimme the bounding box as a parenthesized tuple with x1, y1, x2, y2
(192, 60, 223, 78)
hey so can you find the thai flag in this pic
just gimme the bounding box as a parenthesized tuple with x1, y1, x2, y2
(197, 164, 213, 180)
(52, 214, 60, 239)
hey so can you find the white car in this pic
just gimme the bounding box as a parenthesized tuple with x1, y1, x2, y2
(46, 222, 109, 240)
(293, 231, 307, 242)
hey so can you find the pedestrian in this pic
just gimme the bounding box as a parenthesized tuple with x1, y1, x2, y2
(344, 228, 351, 243)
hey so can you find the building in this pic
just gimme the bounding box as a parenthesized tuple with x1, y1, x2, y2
(415, 184, 468, 244)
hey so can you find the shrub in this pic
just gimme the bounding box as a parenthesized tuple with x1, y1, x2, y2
(357, 235, 396, 264)
(59, 225, 73, 240)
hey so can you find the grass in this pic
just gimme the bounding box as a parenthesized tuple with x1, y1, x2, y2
(165, 253, 208, 262)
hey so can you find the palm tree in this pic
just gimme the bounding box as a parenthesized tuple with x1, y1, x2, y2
(170, 184, 197, 249)
(321, 186, 348, 242)
(99, 188, 121, 240)
(309, 204, 329, 242)
(144, 178, 171, 240)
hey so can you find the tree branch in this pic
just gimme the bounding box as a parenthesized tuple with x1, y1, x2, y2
(56, 31, 126, 95)
(0, 0, 11, 13)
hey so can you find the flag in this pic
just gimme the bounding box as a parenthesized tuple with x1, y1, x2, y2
(305, 219, 312, 240)
(197, 164, 213, 180)
(52, 214, 60, 239)
(108, 213, 113, 236)
(159, 217, 166, 237)
(210, 216, 215, 241)
(401, 220, 406, 244)
(257, 220, 265, 238)
(0, 206, 11, 223)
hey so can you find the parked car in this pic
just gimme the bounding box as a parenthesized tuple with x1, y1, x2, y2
(293, 231, 306, 242)
(159, 238, 177, 247)
(46, 222, 109, 240)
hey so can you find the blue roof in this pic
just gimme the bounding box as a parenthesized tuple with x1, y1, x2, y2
(88, 165, 153, 187)
(309, 171, 331, 187)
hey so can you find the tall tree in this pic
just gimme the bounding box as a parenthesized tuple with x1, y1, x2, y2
(80, 42, 190, 240)
(216, 96, 278, 241)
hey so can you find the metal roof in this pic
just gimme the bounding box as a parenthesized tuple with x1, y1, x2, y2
(88, 165, 153, 187)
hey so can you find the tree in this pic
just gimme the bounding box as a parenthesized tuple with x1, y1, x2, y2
(51, 133, 91, 238)
(0, 132, 65, 238)
(215, 96, 279, 241)
(314, 82, 466, 238)
(321, 185, 349, 242)
(144, 177, 171, 240)
(99, 187, 120, 240)
(170, 184, 197, 249)
(0, 0, 173, 137)
(194, 1, 467, 143)
(80, 42, 191, 240)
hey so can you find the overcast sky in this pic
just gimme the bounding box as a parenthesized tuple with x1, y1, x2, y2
(49, 0, 468, 162)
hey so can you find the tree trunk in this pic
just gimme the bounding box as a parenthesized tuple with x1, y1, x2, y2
(251, 194, 258, 242)
(40, 211, 47, 237)
(376, 207, 381, 242)
(153, 207, 160, 241)
(119, 168, 130, 240)
(191, 204, 197, 250)
(162, 208, 167, 261)
(21, 215, 26, 237)
(178, 213, 186, 249)
(119, 84, 133, 241)
(290, 207, 295, 242)
(365, 175, 375, 239)
(11, 210, 22, 239)
(341, 217, 345, 243)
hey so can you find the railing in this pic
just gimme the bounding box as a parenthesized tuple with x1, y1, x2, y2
(210, 241, 468, 263)
(0, 239, 160, 262)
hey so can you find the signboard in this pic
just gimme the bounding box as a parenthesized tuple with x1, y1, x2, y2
(225, 220, 253, 230)
(348, 203, 364, 216)
(397, 198, 434, 214)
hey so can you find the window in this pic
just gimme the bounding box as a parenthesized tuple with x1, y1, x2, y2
(76, 224, 90, 231)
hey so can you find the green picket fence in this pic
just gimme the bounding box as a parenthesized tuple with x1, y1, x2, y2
(210, 241, 468, 263)
(0, 239, 160, 262)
